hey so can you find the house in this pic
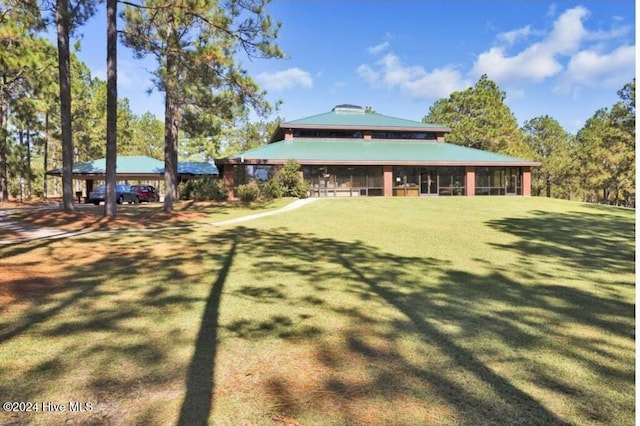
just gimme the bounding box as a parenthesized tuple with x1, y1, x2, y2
(46, 156, 218, 200)
(216, 105, 540, 198)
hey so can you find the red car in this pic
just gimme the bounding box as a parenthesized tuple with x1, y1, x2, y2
(130, 185, 160, 203)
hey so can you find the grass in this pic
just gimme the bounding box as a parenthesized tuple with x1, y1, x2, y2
(0, 197, 635, 425)
(1, 198, 291, 233)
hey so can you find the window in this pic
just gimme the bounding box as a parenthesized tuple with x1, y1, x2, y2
(303, 166, 383, 197)
(437, 167, 466, 195)
(372, 132, 437, 140)
(393, 167, 420, 187)
(233, 164, 274, 185)
(475, 167, 521, 195)
(293, 129, 363, 138)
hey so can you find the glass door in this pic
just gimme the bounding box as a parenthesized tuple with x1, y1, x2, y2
(420, 168, 438, 195)
(505, 168, 520, 195)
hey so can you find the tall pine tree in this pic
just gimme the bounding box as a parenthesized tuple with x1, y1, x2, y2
(522, 116, 573, 198)
(122, 0, 283, 212)
(0, 1, 49, 201)
(423, 74, 527, 156)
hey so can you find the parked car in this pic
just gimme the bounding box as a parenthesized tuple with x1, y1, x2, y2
(89, 184, 139, 205)
(130, 185, 159, 203)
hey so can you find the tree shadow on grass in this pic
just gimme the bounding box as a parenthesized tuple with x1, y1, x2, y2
(0, 227, 212, 414)
(219, 225, 634, 425)
(0, 210, 634, 425)
(485, 209, 635, 274)
(176, 235, 237, 426)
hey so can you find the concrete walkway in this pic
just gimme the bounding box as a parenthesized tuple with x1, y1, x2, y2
(0, 198, 319, 245)
(210, 197, 318, 227)
(0, 209, 91, 245)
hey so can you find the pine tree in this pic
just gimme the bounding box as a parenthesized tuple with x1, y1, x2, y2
(423, 74, 526, 156)
(0, 2, 51, 201)
(122, 0, 284, 212)
(53, 0, 98, 212)
(522, 116, 573, 198)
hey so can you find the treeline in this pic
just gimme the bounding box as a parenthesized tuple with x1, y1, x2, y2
(0, 7, 164, 200)
(423, 75, 635, 207)
(1, 0, 282, 215)
(0, 37, 166, 199)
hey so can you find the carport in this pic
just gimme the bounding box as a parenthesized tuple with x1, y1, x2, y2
(46, 155, 219, 202)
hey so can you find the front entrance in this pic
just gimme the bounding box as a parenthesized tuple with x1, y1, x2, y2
(420, 168, 438, 195)
(505, 168, 520, 195)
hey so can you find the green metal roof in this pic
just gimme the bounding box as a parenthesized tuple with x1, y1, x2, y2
(224, 139, 540, 166)
(283, 105, 449, 130)
(177, 162, 219, 175)
(47, 156, 218, 176)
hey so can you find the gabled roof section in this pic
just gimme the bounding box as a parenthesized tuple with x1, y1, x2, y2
(221, 139, 541, 167)
(177, 162, 219, 175)
(272, 105, 451, 141)
(46, 156, 218, 177)
(49, 156, 164, 175)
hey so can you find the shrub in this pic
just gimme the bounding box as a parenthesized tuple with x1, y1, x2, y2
(261, 178, 284, 200)
(206, 178, 229, 202)
(292, 180, 310, 199)
(179, 176, 228, 202)
(263, 160, 309, 199)
(236, 182, 260, 203)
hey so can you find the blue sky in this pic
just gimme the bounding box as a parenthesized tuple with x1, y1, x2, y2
(74, 1, 635, 134)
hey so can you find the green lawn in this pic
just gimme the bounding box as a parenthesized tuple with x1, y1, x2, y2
(0, 197, 635, 425)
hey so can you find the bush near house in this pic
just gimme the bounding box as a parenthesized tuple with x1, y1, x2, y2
(262, 160, 309, 200)
(275, 160, 310, 198)
(236, 181, 260, 203)
(261, 178, 284, 199)
(235, 160, 310, 202)
(180, 176, 228, 202)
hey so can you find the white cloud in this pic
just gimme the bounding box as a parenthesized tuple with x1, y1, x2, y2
(497, 25, 533, 45)
(379, 53, 425, 87)
(559, 44, 635, 90)
(473, 6, 590, 82)
(471, 5, 632, 87)
(403, 67, 470, 99)
(546, 6, 588, 54)
(355, 5, 633, 103)
(587, 25, 632, 42)
(256, 67, 313, 91)
(473, 44, 562, 83)
(357, 52, 468, 100)
(368, 41, 390, 55)
(356, 64, 379, 84)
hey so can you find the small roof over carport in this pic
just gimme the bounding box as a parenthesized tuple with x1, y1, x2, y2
(46, 155, 219, 180)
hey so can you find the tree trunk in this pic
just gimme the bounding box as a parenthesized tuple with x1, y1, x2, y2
(0, 83, 7, 202)
(104, 0, 118, 218)
(56, 0, 75, 212)
(44, 112, 49, 198)
(163, 91, 179, 213)
(163, 17, 179, 213)
(26, 129, 31, 198)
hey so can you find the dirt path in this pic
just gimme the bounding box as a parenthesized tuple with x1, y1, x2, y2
(0, 209, 90, 245)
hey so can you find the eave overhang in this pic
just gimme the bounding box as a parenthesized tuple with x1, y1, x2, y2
(46, 157, 219, 178)
(217, 139, 541, 168)
(280, 123, 452, 133)
(218, 158, 541, 167)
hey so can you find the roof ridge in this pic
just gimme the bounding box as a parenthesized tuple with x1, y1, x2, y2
(283, 111, 333, 125)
